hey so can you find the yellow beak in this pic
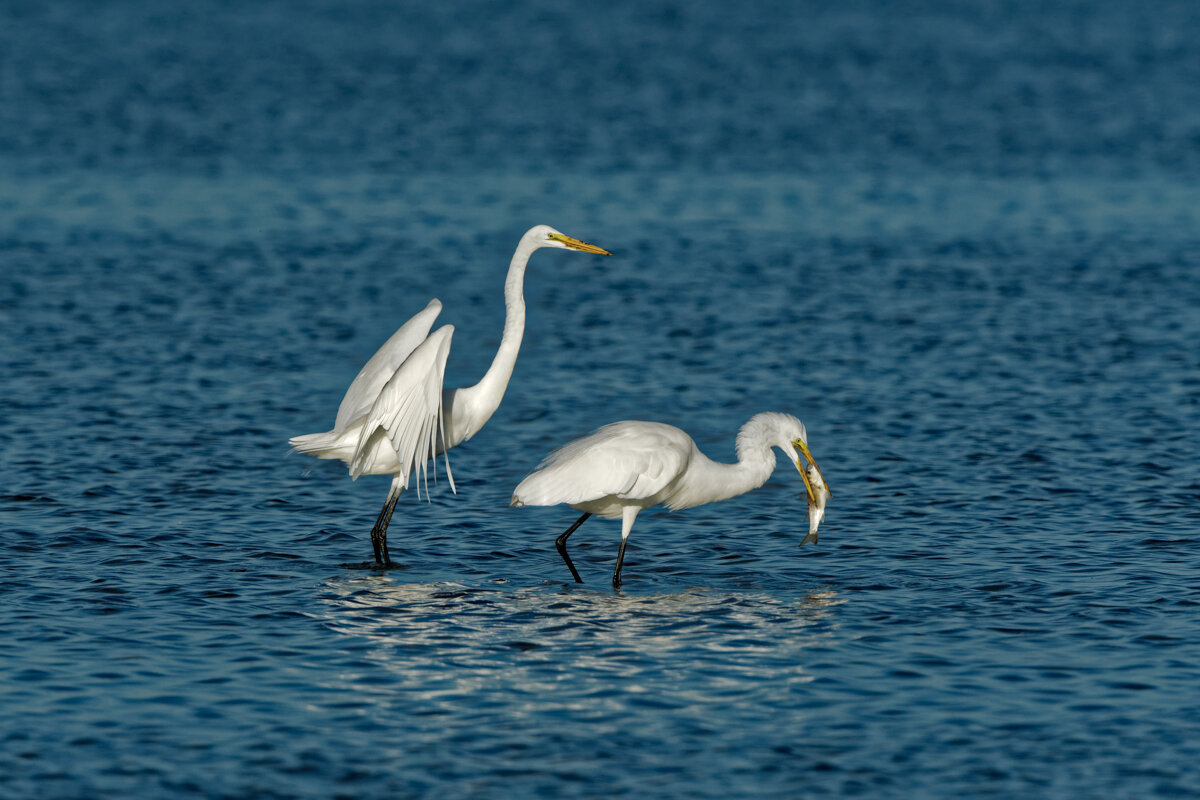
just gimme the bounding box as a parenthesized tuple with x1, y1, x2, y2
(549, 233, 612, 255)
(793, 438, 832, 503)
(795, 458, 816, 503)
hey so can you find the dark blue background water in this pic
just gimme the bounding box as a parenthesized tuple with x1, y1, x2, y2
(3, 1, 1200, 797)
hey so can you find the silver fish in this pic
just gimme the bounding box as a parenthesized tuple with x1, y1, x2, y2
(801, 462, 830, 547)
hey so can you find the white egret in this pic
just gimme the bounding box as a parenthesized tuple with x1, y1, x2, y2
(290, 225, 611, 566)
(511, 412, 831, 587)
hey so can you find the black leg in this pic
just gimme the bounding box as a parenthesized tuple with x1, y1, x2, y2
(376, 492, 401, 566)
(369, 498, 390, 564)
(555, 512, 590, 583)
(612, 536, 630, 589)
(369, 490, 401, 567)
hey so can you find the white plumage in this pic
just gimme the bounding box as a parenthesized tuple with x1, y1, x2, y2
(512, 412, 831, 587)
(291, 225, 611, 566)
(513, 421, 692, 514)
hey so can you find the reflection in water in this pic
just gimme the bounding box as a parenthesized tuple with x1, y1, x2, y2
(316, 578, 843, 711)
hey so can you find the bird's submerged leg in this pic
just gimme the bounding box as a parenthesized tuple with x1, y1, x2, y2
(376, 492, 402, 565)
(555, 512, 590, 583)
(369, 479, 403, 567)
(368, 497, 391, 563)
(612, 507, 639, 589)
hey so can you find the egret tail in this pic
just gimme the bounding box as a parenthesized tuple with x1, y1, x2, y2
(289, 431, 355, 462)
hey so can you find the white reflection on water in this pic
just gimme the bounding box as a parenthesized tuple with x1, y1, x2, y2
(315, 577, 844, 712)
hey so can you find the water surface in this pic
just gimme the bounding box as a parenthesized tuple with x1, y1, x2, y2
(3, 1, 1200, 797)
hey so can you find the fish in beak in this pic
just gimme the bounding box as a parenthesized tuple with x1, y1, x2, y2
(800, 462, 830, 546)
(791, 437, 831, 546)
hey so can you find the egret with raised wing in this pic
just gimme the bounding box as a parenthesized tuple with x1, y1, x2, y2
(511, 412, 831, 587)
(291, 225, 611, 566)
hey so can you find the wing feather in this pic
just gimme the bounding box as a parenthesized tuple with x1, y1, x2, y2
(349, 325, 455, 494)
(334, 298, 442, 432)
(514, 421, 691, 507)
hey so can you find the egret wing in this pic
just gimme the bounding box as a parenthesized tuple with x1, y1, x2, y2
(515, 422, 691, 507)
(349, 325, 455, 497)
(334, 298, 443, 431)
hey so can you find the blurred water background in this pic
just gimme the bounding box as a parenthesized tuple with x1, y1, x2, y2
(3, 0, 1200, 797)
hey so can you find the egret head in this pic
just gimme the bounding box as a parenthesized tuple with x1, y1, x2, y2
(530, 225, 612, 255)
(769, 414, 832, 539)
(742, 411, 831, 506)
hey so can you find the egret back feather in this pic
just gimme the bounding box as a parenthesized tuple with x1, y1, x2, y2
(513, 421, 692, 513)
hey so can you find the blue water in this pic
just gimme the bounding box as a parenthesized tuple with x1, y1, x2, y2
(4, 1, 1200, 797)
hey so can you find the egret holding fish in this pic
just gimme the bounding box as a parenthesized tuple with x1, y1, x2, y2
(512, 412, 831, 587)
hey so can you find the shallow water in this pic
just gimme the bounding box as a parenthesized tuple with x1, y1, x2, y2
(4, 1, 1200, 798)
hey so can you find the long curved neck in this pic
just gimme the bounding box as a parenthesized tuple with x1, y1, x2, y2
(447, 236, 537, 442)
(670, 436, 778, 510)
